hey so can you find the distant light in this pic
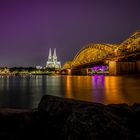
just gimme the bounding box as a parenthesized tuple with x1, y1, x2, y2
(36, 66, 43, 69)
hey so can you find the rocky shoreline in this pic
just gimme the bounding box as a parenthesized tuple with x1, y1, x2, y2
(0, 95, 140, 140)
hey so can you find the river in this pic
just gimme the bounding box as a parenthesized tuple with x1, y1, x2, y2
(0, 75, 140, 109)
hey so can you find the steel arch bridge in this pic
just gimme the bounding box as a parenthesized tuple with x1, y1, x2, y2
(63, 30, 140, 69)
(71, 43, 118, 67)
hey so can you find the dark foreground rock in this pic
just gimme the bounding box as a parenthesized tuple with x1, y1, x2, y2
(0, 95, 140, 140)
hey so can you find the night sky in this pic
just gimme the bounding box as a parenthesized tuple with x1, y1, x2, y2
(0, 0, 140, 67)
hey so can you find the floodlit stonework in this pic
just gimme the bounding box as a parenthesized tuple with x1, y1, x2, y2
(46, 48, 61, 69)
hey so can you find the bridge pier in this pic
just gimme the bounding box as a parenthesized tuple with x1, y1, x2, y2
(71, 68, 89, 75)
(67, 69, 72, 75)
(109, 61, 136, 75)
(61, 69, 71, 75)
(136, 61, 140, 73)
(81, 68, 89, 75)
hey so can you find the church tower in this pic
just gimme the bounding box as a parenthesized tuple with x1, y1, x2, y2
(48, 48, 52, 61)
(53, 48, 57, 62)
(46, 48, 61, 69)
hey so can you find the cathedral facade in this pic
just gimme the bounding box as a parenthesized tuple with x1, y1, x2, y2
(46, 48, 61, 69)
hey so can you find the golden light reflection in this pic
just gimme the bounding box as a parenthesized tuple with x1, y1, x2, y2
(104, 76, 126, 104)
(71, 76, 93, 101)
(65, 76, 73, 98)
(65, 76, 93, 101)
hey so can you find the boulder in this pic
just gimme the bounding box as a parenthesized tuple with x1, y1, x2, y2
(0, 95, 139, 140)
(60, 106, 129, 140)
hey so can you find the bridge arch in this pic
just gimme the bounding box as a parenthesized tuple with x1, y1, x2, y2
(72, 43, 117, 67)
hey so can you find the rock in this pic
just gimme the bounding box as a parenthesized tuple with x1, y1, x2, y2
(0, 108, 34, 140)
(38, 95, 104, 117)
(130, 106, 140, 139)
(0, 95, 139, 140)
(106, 104, 133, 127)
(38, 95, 104, 139)
(60, 106, 129, 140)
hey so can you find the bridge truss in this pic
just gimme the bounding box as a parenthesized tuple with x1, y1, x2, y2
(63, 30, 140, 69)
(72, 44, 117, 67)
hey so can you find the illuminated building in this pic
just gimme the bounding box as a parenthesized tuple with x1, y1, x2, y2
(36, 66, 43, 69)
(46, 48, 61, 69)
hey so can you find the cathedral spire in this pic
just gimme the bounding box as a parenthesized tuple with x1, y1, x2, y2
(53, 48, 56, 57)
(53, 48, 57, 62)
(48, 48, 52, 60)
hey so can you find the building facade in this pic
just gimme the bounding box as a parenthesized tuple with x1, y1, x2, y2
(46, 48, 61, 69)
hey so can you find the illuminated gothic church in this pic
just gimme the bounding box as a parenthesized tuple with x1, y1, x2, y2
(46, 48, 61, 69)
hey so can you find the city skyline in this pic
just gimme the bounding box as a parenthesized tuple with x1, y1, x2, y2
(0, 0, 140, 67)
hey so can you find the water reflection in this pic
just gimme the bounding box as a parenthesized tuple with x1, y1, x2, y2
(65, 76, 93, 101)
(65, 76, 73, 98)
(0, 75, 140, 108)
(104, 76, 125, 104)
(91, 75, 105, 103)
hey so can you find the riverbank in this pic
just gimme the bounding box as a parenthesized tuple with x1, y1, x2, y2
(0, 95, 140, 140)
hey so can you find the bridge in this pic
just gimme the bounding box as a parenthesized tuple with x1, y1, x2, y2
(62, 30, 140, 75)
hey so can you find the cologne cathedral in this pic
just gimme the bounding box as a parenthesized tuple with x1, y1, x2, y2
(46, 48, 61, 69)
